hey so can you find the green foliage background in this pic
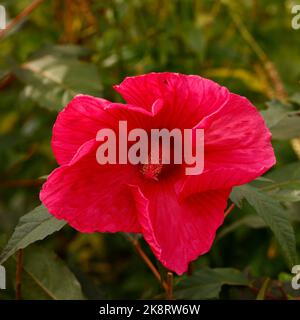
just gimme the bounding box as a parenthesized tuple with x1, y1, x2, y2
(0, 0, 300, 300)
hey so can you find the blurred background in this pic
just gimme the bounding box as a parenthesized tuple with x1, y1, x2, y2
(0, 0, 300, 300)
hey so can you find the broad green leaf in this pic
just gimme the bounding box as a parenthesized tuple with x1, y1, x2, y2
(32, 45, 91, 59)
(261, 100, 290, 128)
(264, 162, 300, 188)
(15, 246, 85, 300)
(15, 54, 102, 111)
(289, 92, 300, 106)
(174, 268, 249, 300)
(261, 100, 300, 140)
(219, 207, 300, 239)
(270, 115, 300, 140)
(0, 205, 66, 264)
(255, 177, 274, 183)
(230, 185, 297, 266)
(269, 189, 300, 202)
(256, 163, 300, 201)
(218, 215, 266, 239)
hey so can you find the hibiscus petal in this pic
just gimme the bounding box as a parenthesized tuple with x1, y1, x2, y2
(130, 180, 231, 275)
(40, 140, 141, 233)
(114, 72, 229, 128)
(52, 95, 114, 166)
(52, 94, 159, 166)
(178, 93, 276, 198)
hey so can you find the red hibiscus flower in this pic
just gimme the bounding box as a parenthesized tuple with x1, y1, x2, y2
(40, 72, 275, 275)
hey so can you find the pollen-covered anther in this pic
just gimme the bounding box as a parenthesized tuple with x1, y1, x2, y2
(141, 162, 164, 181)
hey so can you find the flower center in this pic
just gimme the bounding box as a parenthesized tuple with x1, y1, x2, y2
(139, 144, 179, 181)
(141, 162, 164, 181)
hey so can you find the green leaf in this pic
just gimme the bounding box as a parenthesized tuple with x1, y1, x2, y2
(15, 246, 85, 300)
(261, 100, 290, 128)
(269, 189, 300, 202)
(230, 185, 297, 266)
(270, 114, 300, 140)
(15, 54, 102, 111)
(219, 206, 300, 240)
(218, 215, 266, 239)
(32, 45, 91, 59)
(252, 163, 300, 202)
(256, 278, 271, 300)
(0, 205, 66, 264)
(289, 92, 300, 106)
(174, 268, 249, 300)
(264, 162, 300, 189)
(261, 100, 300, 140)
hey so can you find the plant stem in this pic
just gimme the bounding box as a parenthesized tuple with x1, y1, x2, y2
(126, 234, 177, 299)
(125, 234, 168, 292)
(0, 73, 15, 90)
(133, 240, 163, 285)
(166, 272, 174, 300)
(0, 0, 45, 40)
(224, 203, 235, 218)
